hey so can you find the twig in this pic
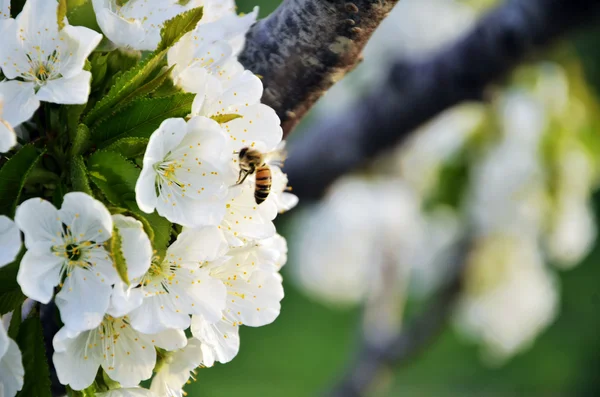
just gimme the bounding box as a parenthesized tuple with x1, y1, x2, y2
(283, 0, 600, 200)
(239, 0, 399, 136)
(327, 238, 471, 397)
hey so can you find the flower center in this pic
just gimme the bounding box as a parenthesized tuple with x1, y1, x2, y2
(25, 50, 60, 87)
(64, 243, 82, 261)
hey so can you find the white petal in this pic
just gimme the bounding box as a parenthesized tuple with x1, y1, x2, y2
(59, 25, 103, 79)
(52, 327, 100, 390)
(135, 165, 159, 214)
(191, 315, 239, 364)
(104, 326, 157, 387)
(225, 270, 284, 327)
(0, 320, 7, 357)
(0, 216, 21, 268)
(107, 281, 144, 318)
(0, 81, 40, 127)
(112, 215, 152, 279)
(14, 197, 61, 248)
(150, 338, 203, 396)
(36, 71, 93, 105)
(169, 226, 228, 262)
(128, 295, 192, 335)
(59, 192, 113, 244)
(225, 104, 282, 153)
(92, 1, 146, 50)
(55, 267, 113, 331)
(221, 184, 276, 243)
(0, 0, 9, 18)
(0, 117, 16, 153)
(16, 244, 63, 303)
(147, 328, 187, 351)
(0, 337, 24, 397)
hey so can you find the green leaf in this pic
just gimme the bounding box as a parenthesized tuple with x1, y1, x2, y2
(67, 385, 97, 397)
(211, 113, 243, 124)
(66, 0, 101, 32)
(87, 151, 140, 207)
(16, 316, 52, 397)
(82, 7, 202, 125)
(0, 250, 23, 295)
(71, 155, 93, 195)
(57, 0, 68, 30)
(127, 208, 171, 258)
(8, 302, 22, 340)
(71, 124, 91, 156)
(0, 145, 45, 217)
(64, 104, 87, 142)
(120, 64, 176, 106)
(110, 227, 130, 285)
(92, 93, 195, 146)
(105, 137, 149, 159)
(155, 7, 203, 52)
(83, 51, 168, 126)
(0, 290, 26, 316)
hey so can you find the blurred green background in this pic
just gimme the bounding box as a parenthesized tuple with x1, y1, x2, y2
(187, 1, 600, 396)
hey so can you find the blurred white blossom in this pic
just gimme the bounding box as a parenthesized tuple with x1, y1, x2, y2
(455, 236, 558, 363)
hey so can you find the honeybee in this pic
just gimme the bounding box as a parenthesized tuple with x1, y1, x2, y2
(234, 144, 286, 204)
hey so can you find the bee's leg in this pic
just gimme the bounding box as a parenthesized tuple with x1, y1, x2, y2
(235, 169, 250, 185)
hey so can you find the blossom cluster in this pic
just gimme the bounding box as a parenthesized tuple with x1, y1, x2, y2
(0, 0, 296, 396)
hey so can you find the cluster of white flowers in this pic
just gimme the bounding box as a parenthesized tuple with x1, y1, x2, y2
(0, 0, 296, 396)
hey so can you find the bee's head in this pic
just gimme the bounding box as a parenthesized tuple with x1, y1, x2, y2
(238, 147, 249, 159)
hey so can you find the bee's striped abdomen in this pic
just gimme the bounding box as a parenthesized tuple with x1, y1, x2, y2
(254, 165, 272, 204)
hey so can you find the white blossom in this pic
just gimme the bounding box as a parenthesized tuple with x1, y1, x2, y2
(0, 215, 21, 268)
(220, 166, 296, 247)
(0, 94, 16, 153)
(167, 14, 256, 94)
(92, 0, 202, 51)
(468, 91, 548, 238)
(291, 176, 422, 307)
(455, 236, 558, 362)
(15, 193, 117, 331)
(0, 319, 24, 397)
(546, 145, 597, 267)
(150, 338, 205, 397)
(53, 316, 186, 391)
(135, 116, 232, 228)
(125, 227, 228, 334)
(190, 314, 239, 365)
(0, 0, 101, 126)
(191, 70, 282, 159)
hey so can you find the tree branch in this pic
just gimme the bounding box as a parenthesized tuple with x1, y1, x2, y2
(327, 238, 472, 397)
(239, 0, 399, 136)
(283, 0, 600, 200)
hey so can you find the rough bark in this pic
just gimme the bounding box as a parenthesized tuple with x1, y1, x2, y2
(239, 0, 399, 136)
(283, 0, 600, 200)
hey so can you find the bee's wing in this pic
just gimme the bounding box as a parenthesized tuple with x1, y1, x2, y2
(265, 141, 288, 167)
